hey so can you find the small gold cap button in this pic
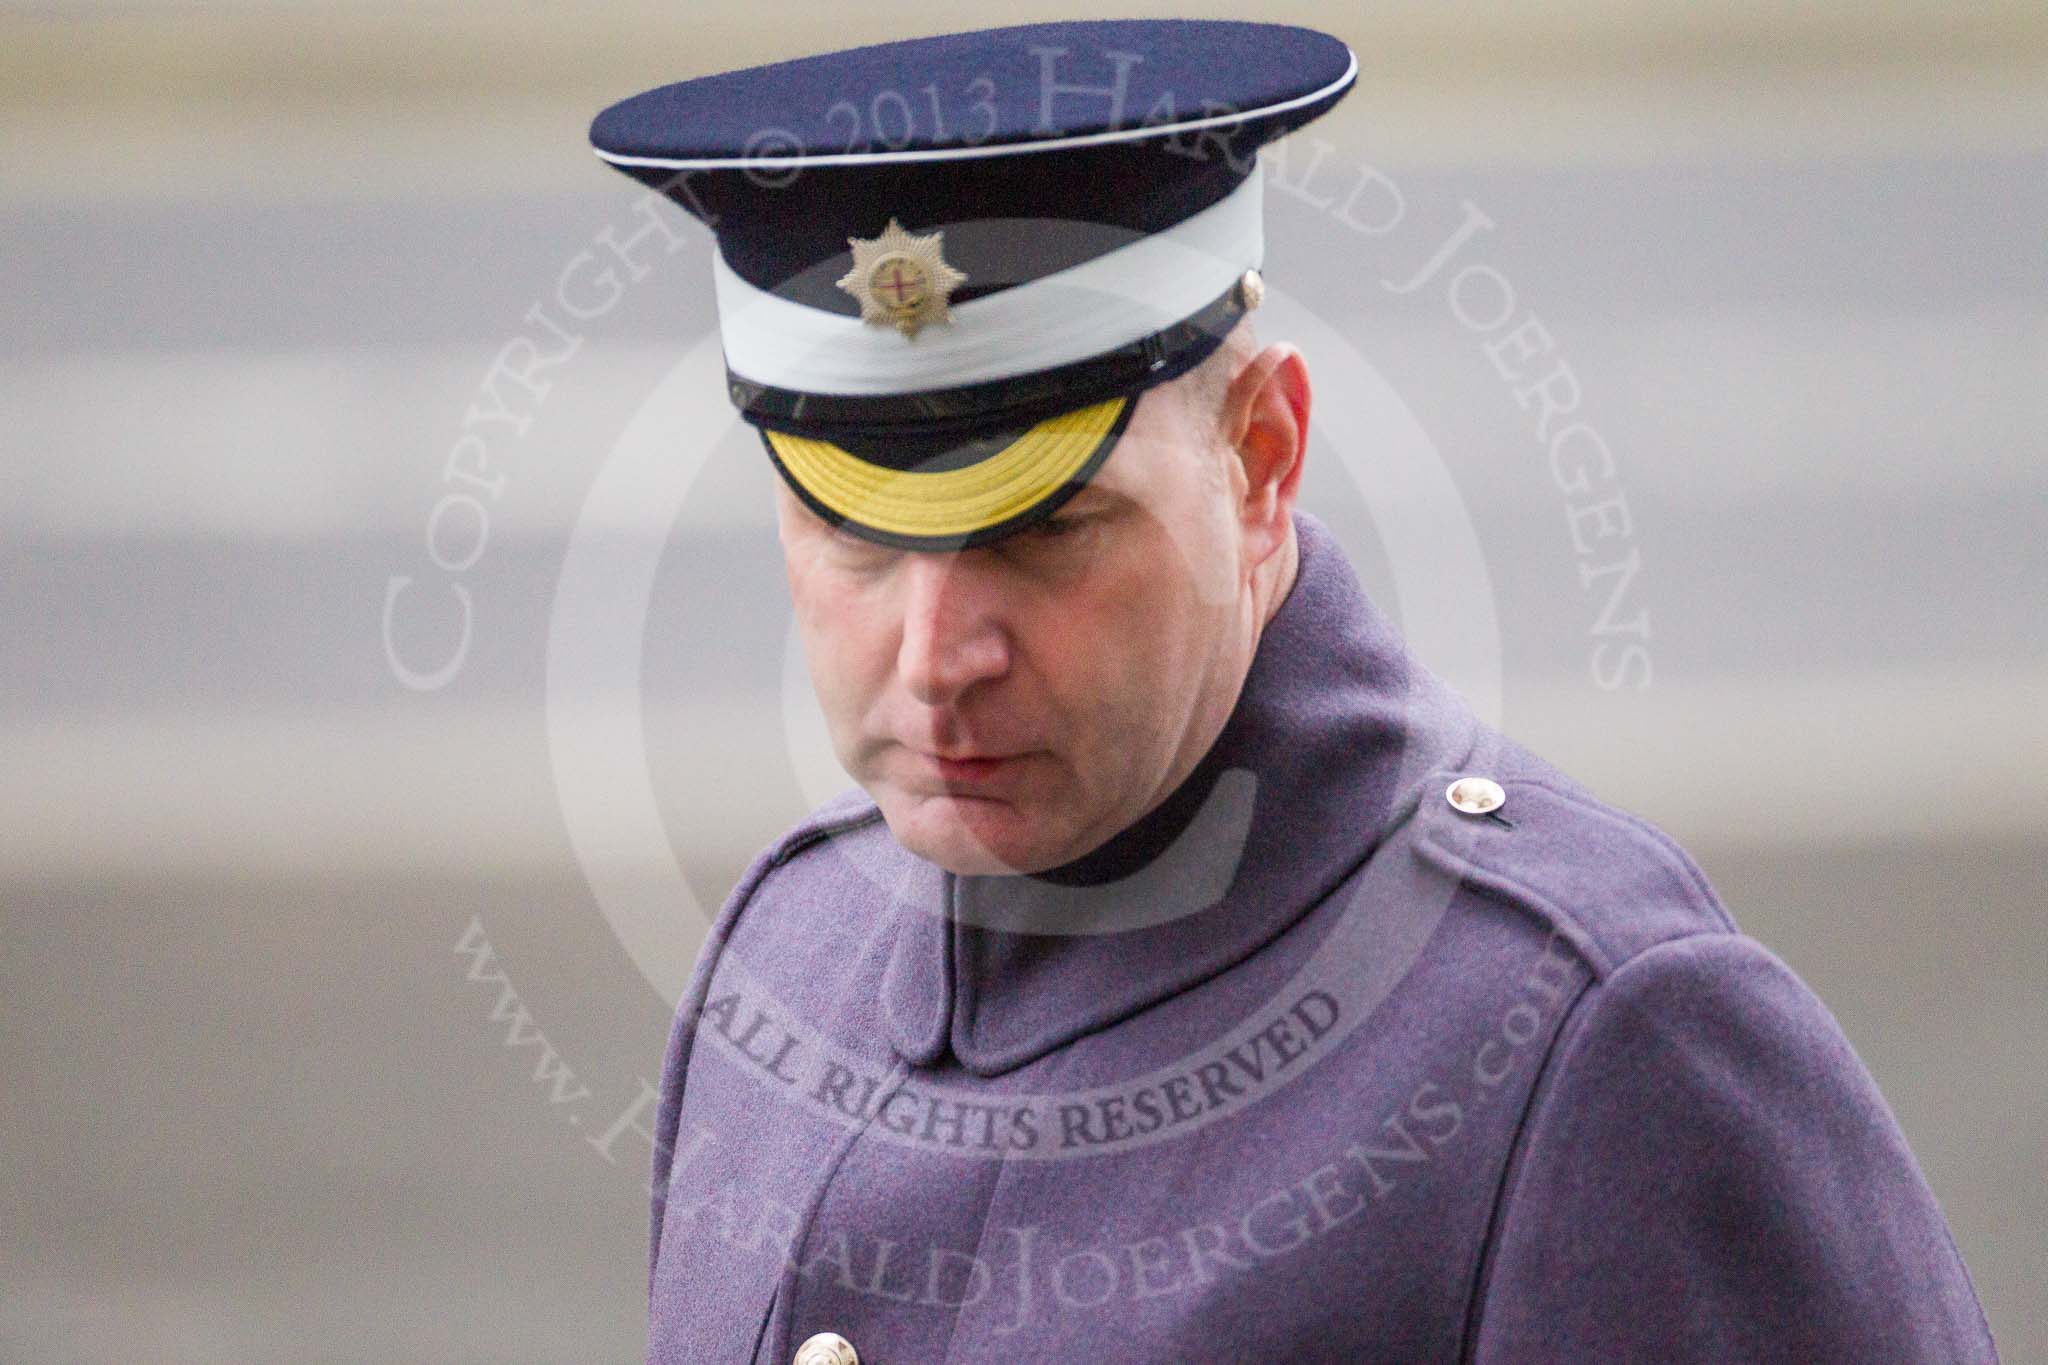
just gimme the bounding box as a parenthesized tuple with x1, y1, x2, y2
(1238, 267, 1266, 310)
(794, 1331, 859, 1365)
(1446, 776, 1506, 816)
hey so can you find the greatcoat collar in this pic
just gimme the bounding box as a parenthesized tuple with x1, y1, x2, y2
(880, 512, 1477, 1076)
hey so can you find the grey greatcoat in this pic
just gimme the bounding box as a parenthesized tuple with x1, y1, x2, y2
(645, 514, 1996, 1363)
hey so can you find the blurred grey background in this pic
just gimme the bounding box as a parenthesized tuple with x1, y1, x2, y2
(3, 1, 2043, 1360)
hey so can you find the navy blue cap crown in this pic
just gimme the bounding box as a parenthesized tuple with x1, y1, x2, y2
(592, 21, 1353, 313)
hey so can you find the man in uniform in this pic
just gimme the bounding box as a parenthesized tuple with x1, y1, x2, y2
(589, 20, 1998, 1363)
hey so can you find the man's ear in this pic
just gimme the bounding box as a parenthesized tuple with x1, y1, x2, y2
(1219, 342, 1311, 568)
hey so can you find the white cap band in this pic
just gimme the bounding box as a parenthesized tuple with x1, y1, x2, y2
(713, 159, 1264, 397)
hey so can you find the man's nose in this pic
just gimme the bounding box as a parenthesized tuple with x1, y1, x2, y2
(896, 551, 1012, 707)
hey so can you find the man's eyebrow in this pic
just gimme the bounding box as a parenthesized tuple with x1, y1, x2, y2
(1061, 486, 1137, 513)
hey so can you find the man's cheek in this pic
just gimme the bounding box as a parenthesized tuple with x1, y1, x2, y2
(797, 644, 865, 758)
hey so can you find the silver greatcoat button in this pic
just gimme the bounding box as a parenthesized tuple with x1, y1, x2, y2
(794, 1331, 859, 1365)
(1446, 776, 1507, 816)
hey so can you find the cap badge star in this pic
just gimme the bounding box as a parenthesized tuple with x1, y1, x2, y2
(836, 218, 968, 338)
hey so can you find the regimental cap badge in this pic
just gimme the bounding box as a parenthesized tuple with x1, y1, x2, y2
(836, 218, 968, 338)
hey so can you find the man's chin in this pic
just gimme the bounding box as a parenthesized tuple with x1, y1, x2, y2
(877, 789, 1077, 877)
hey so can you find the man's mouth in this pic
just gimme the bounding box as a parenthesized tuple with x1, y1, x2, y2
(902, 747, 1033, 787)
(929, 754, 1012, 784)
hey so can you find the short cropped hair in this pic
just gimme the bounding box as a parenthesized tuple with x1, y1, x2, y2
(1175, 318, 1259, 469)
